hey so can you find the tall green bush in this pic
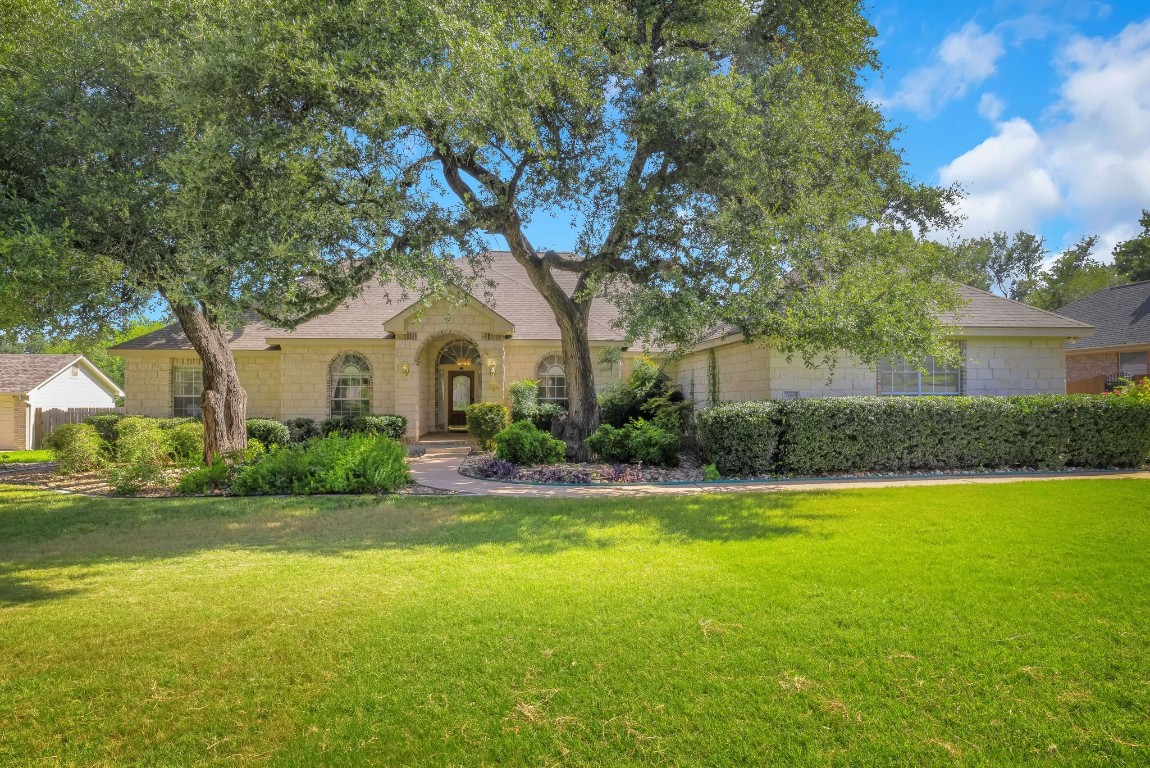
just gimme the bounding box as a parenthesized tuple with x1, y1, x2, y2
(508, 379, 540, 423)
(466, 402, 510, 450)
(108, 417, 170, 494)
(166, 421, 206, 465)
(44, 423, 106, 474)
(83, 413, 123, 446)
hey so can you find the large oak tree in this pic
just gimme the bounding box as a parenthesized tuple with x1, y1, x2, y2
(5, 0, 962, 461)
(0, 0, 473, 461)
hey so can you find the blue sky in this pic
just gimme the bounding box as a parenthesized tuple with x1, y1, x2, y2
(867, 0, 1150, 258)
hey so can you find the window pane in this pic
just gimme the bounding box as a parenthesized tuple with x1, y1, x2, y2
(1119, 351, 1148, 377)
(331, 354, 372, 417)
(452, 375, 471, 409)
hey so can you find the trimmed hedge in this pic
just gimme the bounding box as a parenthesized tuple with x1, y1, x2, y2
(697, 396, 1150, 477)
(695, 402, 782, 477)
(320, 414, 407, 441)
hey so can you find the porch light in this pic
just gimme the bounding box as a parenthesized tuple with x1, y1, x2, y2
(400, 362, 410, 378)
(487, 359, 497, 375)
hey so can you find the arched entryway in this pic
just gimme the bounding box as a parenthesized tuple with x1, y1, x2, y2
(432, 337, 482, 431)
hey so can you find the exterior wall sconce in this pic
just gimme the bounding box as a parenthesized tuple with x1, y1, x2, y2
(400, 362, 410, 378)
(487, 359, 497, 375)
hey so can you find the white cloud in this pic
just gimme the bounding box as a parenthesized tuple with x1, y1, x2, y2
(877, 23, 1005, 117)
(977, 92, 1006, 121)
(940, 118, 1062, 236)
(938, 19, 1150, 254)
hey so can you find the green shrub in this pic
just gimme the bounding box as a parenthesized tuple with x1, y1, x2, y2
(175, 457, 233, 495)
(697, 395, 1150, 477)
(702, 463, 721, 482)
(493, 421, 566, 465)
(83, 413, 122, 446)
(599, 355, 678, 429)
(284, 417, 320, 443)
(109, 417, 170, 494)
(44, 423, 106, 474)
(696, 402, 782, 476)
(585, 424, 631, 463)
(231, 433, 410, 495)
(585, 420, 680, 467)
(624, 419, 681, 467)
(466, 402, 510, 450)
(351, 415, 407, 440)
(534, 402, 565, 432)
(246, 418, 290, 447)
(166, 421, 205, 465)
(320, 414, 407, 440)
(508, 379, 540, 423)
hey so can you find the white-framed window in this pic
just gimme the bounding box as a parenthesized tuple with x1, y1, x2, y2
(536, 354, 567, 406)
(878, 354, 962, 396)
(1118, 351, 1148, 378)
(330, 353, 372, 418)
(172, 365, 203, 417)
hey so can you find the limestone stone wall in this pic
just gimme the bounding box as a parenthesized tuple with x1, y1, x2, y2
(122, 351, 284, 418)
(671, 342, 771, 404)
(766, 349, 875, 398)
(963, 337, 1066, 395)
(278, 342, 395, 422)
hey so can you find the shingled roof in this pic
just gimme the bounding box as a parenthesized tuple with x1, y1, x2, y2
(112, 252, 627, 351)
(0, 354, 85, 394)
(940, 284, 1093, 331)
(1057, 281, 1150, 351)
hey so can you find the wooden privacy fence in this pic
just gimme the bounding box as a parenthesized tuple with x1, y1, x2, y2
(34, 407, 123, 449)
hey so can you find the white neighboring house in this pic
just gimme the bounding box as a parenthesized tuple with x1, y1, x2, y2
(0, 355, 124, 451)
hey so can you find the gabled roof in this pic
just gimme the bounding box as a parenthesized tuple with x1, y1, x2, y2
(0, 354, 124, 396)
(1057, 281, 1150, 351)
(112, 251, 627, 351)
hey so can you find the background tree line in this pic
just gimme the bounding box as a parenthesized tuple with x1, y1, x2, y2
(934, 209, 1150, 311)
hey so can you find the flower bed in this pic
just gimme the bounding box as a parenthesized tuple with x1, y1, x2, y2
(461, 451, 705, 484)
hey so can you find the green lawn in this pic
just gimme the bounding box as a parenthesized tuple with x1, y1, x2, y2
(1, 480, 1147, 767)
(0, 450, 53, 465)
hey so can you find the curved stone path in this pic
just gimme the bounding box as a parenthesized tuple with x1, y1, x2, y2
(409, 450, 1150, 498)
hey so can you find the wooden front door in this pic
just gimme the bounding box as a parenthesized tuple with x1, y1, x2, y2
(447, 371, 474, 429)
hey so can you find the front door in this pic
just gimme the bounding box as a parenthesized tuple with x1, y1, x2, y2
(448, 371, 474, 430)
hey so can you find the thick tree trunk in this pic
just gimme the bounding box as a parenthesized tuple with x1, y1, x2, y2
(505, 241, 600, 460)
(170, 303, 249, 464)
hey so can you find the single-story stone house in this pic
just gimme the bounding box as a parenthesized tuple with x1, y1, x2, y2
(112, 252, 1094, 441)
(1056, 280, 1149, 394)
(0, 354, 124, 450)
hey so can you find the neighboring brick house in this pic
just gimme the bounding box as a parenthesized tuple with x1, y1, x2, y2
(111, 252, 1093, 441)
(1056, 281, 1150, 393)
(0, 355, 124, 450)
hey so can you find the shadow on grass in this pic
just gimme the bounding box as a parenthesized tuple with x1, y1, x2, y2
(0, 485, 841, 605)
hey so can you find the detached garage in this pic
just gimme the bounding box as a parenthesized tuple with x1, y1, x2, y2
(0, 355, 124, 450)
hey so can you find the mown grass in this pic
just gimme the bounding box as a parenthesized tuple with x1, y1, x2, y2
(0, 480, 1147, 766)
(0, 450, 53, 465)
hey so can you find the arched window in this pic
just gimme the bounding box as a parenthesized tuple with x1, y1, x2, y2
(436, 340, 481, 368)
(330, 353, 372, 417)
(536, 354, 567, 406)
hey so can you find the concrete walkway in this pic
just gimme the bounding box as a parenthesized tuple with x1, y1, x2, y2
(410, 450, 1150, 498)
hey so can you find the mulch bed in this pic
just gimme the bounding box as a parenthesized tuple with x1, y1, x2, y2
(459, 451, 1141, 486)
(460, 451, 707, 484)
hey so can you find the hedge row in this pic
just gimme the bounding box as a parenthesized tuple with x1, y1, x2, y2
(697, 396, 1150, 477)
